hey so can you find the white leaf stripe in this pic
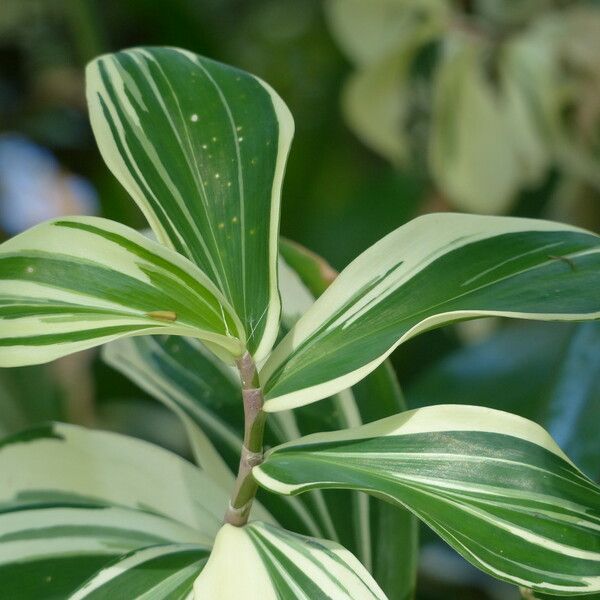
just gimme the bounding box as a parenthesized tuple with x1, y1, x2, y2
(193, 522, 387, 599)
(255, 405, 600, 595)
(261, 213, 600, 411)
(0, 216, 244, 367)
(86, 47, 294, 358)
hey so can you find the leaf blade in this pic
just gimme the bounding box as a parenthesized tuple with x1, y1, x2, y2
(70, 544, 210, 600)
(192, 521, 387, 600)
(255, 405, 600, 595)
(0, 216, 244, 367)
(262, 214, 600, 411)
(86, 47, 294, 358)
(0, 422, 229, 539)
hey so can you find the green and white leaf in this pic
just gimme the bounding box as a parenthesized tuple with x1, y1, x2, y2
(255, 404, 600, 595)
(0, 216, 244, 367)
(0, 505, 208, 599)
(0, 422, 230, 538)
(0, 423, 229, 597)
(87, 46, 294, 359)
(261, 213, 600, 411)
(193, 521, 387, 600)
(70, 544, 210, 600)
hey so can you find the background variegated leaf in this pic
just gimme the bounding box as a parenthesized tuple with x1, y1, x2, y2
(430, 33, 531, 213)
(327, 0, 446, 167)
(103, 241, 417, 599)
(193, 521, 387, 600)
(325, 0, 447, 68)
(255, 405, 600, 596)
(261, 213, 600, 411)
(0, 216, 244, 367)
(86, 47, 294, 358)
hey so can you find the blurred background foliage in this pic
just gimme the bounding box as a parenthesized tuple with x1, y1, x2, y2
(0, 1, 598, 598)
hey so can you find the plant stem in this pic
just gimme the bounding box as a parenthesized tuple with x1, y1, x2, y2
(224, 351, 266, 526)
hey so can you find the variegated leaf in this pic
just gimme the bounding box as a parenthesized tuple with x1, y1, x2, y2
(69, 544, 210, 599)
(86, 47, 294, 359)
(0, 506, 207, 598)
(0, 423, 227, 598)
(193, 521, 387, 599)
(0, 216, 244, 367)
(255, 405, 600, 596)
(0, 422, 229, 538)
(261, 213, 600, 411)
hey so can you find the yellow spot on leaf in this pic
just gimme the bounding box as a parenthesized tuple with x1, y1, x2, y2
(146, 310, 177, 322)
